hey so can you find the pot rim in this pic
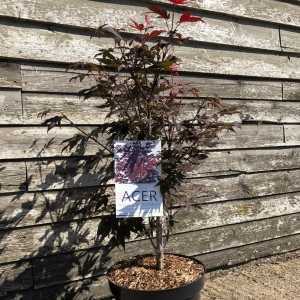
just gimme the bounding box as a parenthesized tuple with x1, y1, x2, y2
(106, 252, 205, 293)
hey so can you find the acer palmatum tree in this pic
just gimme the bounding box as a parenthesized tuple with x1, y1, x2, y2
(42, 0, 238, 270)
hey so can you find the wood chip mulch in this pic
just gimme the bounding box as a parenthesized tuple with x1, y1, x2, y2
(107, 254, 204, 291)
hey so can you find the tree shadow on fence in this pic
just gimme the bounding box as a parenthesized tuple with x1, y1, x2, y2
(0, 139, 130, 299)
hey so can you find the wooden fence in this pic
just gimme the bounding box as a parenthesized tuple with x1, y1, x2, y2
(0, 0, 300, 299)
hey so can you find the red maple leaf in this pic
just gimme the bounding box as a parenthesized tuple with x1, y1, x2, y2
(146, 30, 166, 39)
(179, 12, 205, 23)
(129, 19, 144, 31)
(148, 5, 170, 19)
(169, 0, 188, 5)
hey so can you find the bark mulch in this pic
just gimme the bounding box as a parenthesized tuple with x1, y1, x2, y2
(107, 254, 204, 291)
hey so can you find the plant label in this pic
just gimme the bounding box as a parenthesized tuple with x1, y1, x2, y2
(114, 140, 163, 218)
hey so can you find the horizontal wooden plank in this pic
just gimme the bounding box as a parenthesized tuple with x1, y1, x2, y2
(0, 89, 22, 124)
(2, 183, 300, 230)
(184, 169, 300, 203)
(22, 93, 107, 125)
(205, 100, 300, 123)
(196, 233, 300, 270)
(3, 92, 300, 125)
(0, 261, 32, 296)
(157, 0, 300, 28)
(0, 63, 21, 88)
(0, 218, 99, 263)
(3, 147, 300, 193)
(2, 144, 300, 184)
(179, 77, 283, 100)
(283, 82, 300, 100)
(4, 275, 109, 299)
(280, 28, 300, 53)
(0, 188, 105, 229)
(0, 127, 99, 160)
(175, 46, 300, 79)
(193, 147, 300, 176)
(0, 0, 281, 51)
(174, 193, 300, 233)
(1, 24, 300, 79)
(26, 158, 109, 191)
(30, 214, 300, 288)
(21, 66, 283, 100)
(0, 162, 27, 193)
(0, 124, 284, 161)
(22, 94, 296, 125)
(26, 158, 300, 200)
(0, 23, 103, 63)
(220, 99, 300, 123)
(213, 124, 283, 148)
(284, 125, 300, 145)
(21, 66, 93, 93)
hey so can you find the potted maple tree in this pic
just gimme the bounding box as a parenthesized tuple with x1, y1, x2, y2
(42, 1, 237, 299)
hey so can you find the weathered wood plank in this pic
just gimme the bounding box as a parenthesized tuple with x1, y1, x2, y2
(2, 142, 300, 182)
(0, 89, 22, 124)
(175, 46, 300, 79)
(182, 77, 283, 100)
(0, 63, 21, 89)
(157, 0, 300, 28)
(26, 158, 110, 191)
(194, 147, 300, 177)
(283, 82, 300, 100)
(220, 99, 300, 123)
(22, 94, 296, 125)
(174, 193, 300, 233)
(2, 184, 300, 230)
(0, 124, 284, 161)
(0, 23, 103, 63)
(0, 162, 27, 193)
(0, 188, 105, 229)
(21, 66, 92, 93)
(197, 100, 300, 123)
(214, 125, 283, 149)
(280, 28, 300, 53)
(0, 218, 99, 263)
(21, 66, 283, 100)
(196, 233, 300, 270)
(284, 125, 300, 145)
(0, 0, 281, 51)
(5, 92, 300, 125)
(0, 127, 99, 160)
(0, 24, 299, 79)
(26, 157, 300, 201)
(0, 261, 32, 296)
(183, 169, 300, 203)
(30, 214, 300, 288)
(4, 275, 109, 300)
(2, 147, 300, 192)
(22, 93, 107, 125)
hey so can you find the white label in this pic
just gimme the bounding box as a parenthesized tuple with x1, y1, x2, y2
(114, 140, 163, 218)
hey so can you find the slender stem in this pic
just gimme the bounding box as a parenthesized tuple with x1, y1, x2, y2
(61, 113, 113, 154)
(155, 216, 165, 270)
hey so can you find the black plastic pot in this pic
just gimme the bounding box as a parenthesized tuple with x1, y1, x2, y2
(107, 254, 205, 300)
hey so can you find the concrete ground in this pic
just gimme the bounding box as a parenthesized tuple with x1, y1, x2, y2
(201, 251, 300, 300)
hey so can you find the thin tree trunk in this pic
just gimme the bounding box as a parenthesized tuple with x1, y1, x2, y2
(156, 216, 165, 270)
